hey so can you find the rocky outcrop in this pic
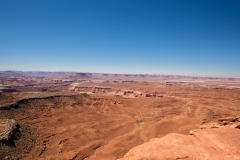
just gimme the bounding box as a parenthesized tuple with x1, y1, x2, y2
(0, 85, 17, 92)
(119, 127, 240, 160)
(69, 85, 116, 93)
(69, 84, 162, 98)
(144, 93, 163, 98)
(0, 119, 19, 145)
(69, 83, 144, 97)
(68, 84, 92, 92)
(90, 80, 109, 83)
(123, 90, 142, 97)
(145, 93, 156, 97)
(92, 87, 115, 93)
(122, 81, 138, 84)
(200, 117, 240, 129)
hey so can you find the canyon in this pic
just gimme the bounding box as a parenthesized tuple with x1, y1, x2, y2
(0, 71, 240, 160)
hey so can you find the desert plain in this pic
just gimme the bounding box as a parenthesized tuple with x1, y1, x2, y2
(0, 71, 240, 160)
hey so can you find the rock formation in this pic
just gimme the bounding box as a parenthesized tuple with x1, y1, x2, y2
(119, 127, 240, 160)
(0, 119, 19, 145)
(200, 117, 240, 129)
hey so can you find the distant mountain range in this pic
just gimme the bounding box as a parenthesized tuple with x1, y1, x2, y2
(0, 71, 239, 81)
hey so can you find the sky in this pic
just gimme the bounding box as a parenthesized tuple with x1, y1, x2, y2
(0, 0, 240, 77)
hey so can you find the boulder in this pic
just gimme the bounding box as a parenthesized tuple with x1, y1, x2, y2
(0, 119, 19, 145)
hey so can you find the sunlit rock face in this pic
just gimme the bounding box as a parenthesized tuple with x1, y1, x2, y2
(119, 127, 240, 160)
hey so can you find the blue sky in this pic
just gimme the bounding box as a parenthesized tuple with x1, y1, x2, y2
(0, 0, 240, 77)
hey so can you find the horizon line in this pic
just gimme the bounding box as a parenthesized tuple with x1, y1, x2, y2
(1, 70, 240, 79)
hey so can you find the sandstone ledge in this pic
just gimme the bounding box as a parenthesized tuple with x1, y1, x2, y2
(119, 127, 240, 160)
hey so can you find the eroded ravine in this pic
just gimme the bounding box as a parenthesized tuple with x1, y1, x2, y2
(1, 87, 240, 159)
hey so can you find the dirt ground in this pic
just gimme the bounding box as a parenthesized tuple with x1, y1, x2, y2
(0, 79, 240, 159)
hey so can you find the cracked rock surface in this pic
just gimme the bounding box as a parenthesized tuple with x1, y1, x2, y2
(119, 127, 240, 160)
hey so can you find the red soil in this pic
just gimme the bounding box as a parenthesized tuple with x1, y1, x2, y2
(0, 72, 240, 159)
